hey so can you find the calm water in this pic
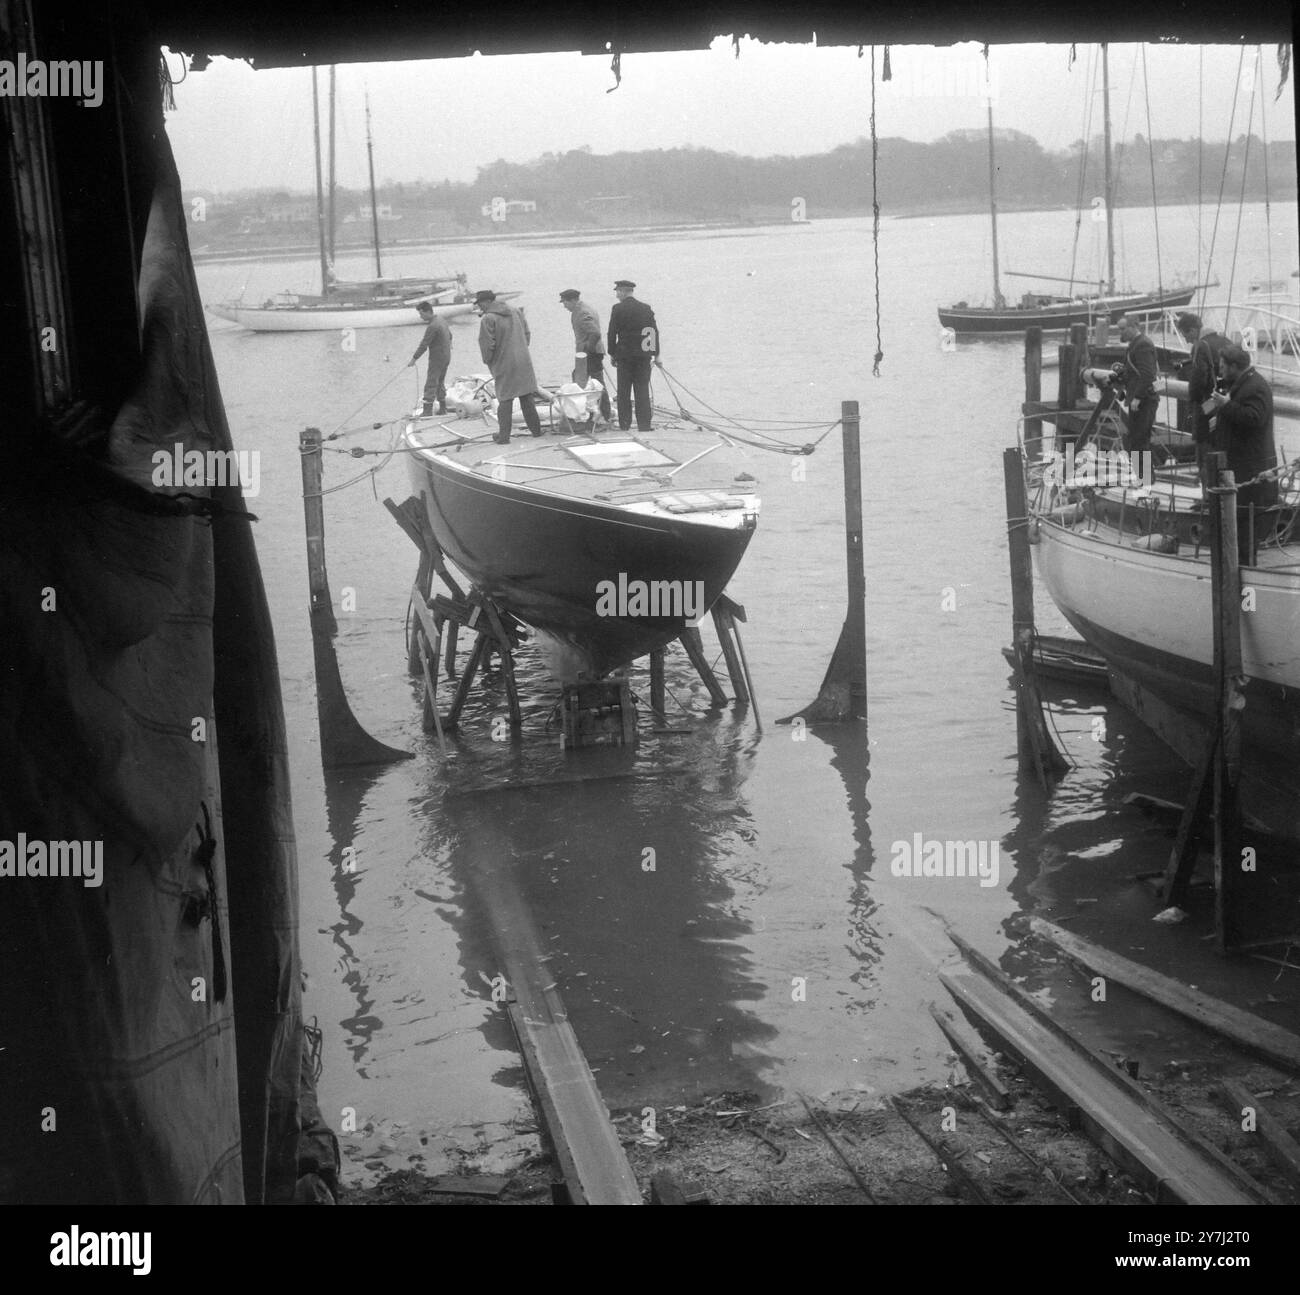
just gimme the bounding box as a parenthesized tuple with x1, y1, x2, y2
(200, 203, 1297, 1182)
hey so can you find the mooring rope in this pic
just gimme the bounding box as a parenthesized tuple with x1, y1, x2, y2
(869, 45, 884, 376)
(322, 368, 409, 441)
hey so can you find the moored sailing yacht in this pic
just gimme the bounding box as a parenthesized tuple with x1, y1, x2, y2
(941, 45, 1204, 338)
(207, 68, 516, 331)
(1025, 403, 1300, 838)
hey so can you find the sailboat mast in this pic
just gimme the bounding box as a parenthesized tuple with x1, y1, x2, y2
(986, 95, 1004, 308)
(310, 67, 330, 297)
(365, 93, 383, 279)
(1101, 43, 1116, 294)
(327, 66, 337, 279)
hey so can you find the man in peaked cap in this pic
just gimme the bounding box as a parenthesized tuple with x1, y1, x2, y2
(607, 279, 660, 432)
(560, 288, 611, 424)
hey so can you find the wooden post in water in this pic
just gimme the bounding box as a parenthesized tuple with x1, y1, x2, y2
(301, 428, 410, 767)
(1056, 340, 1076, 412)
(302, 426, 338, 637)
(1003, 446, 1067, 786)
(1069, 322, 1090, 407)
(1207, 453, 1244, 950)
(1023, 326, 1043, 459)
(778, 400, 867, 724)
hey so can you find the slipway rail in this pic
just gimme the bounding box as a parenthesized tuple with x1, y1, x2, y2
(940, 929, 1268, 1206)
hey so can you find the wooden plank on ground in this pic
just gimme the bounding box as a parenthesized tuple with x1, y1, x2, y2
(1026, 917, 1300, 1074)
(939, 966, 1259, 1206)
(928, 1001, 1012, 1110)
(426, 1174, 510, 1198)
(474, 852, 642, 1206)
(1216, 1080, 1300, 1190)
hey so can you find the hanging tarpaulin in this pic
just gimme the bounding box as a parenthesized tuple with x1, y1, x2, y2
(0, 39, 328, 1203)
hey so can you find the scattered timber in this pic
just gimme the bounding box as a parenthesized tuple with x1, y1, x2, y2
(1026, 917, 1300, 1075)
(940, 930, 1265, 1204)
(928, 1001, 1012, 1110)
(1215, 1080, 1300, 1190)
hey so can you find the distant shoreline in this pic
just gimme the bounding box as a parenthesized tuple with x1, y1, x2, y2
(190, 193, 1296, 268)
(190, 217, 803, 267)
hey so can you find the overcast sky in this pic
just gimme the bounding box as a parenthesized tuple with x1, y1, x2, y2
(165, 39, 1295, 193)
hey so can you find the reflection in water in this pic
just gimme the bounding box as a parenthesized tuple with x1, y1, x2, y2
(811, 724, 878, 971)
(322, 766, 388, 1070)
(417, 649, 780, 1109)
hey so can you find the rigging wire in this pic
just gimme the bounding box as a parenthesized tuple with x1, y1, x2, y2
(1224, 55, 1260, 319)
(1068, 47, 1097, 298)
(1197, 48, 1204, 274)
(869, 45, 884, 376)
(1259, 46, 1274, 309)
(1199, 46, 1246, 319)
(1139, 46, 1164, 306)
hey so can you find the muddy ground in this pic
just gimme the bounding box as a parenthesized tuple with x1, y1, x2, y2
(345, 1050, 1300, 1206)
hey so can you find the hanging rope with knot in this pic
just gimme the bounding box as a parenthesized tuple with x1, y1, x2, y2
(869, 46, 885, 377)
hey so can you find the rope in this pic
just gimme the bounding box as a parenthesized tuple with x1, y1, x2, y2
(1199, 47, 1245, 319)
(1068, 46, 1096, 296)
(1225, 68, 1258, 320)
(1260, 47, 1273, 308)
(653, 364, 837, 452)
(869, 47, 884, 376)
(1140, 47, 1164, 305)
(323, 367, 409, 441)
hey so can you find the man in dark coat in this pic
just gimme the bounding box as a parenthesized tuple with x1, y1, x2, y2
(560, 288, 611, 423)
(477, 290, 542, 444)
(1176, 311, 1230, 464)
(407, 301, 452, 415)
(1205, 343, 1279, 564)
(607, 279, 659, 432)
(1115, 315, 1159, 457)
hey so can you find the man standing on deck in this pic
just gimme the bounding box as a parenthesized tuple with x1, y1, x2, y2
(1176, 311, 1230, 470)
(407, 301, 452, 416)
(607, 279, 659, 432)
(477, 290, 543, 444)
(1204, 343, 1279, 565)
(1114, 315, 1159, 461)
(560, 288, 612, 425)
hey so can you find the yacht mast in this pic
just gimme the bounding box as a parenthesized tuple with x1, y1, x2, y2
(365, 92, 383, 279)
(1101, 43, 1116, 294)
(982, 94, 1003, 306)
(327, 66, 337, 280)
(310, 67, 330, 297)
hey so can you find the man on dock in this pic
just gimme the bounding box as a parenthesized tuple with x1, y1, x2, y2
(1115, 315, 1159, 458)
(1176, 312, 1229, 469)
(477, 290, 543, 444)
(407, 301, 452, 416)
(1205, 343, 1278, 565)
(560, 288, 611, 425)
(607, 279, 659, 432)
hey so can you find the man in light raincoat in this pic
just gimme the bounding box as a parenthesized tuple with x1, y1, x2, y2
(477, 290, 542, 444)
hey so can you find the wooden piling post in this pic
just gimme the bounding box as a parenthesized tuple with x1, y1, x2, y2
(1023, 327, 1043, 458)
(777, 400, 867, 725)
(1003, 447, 1067, 786)
(649, 648, 665, 716)
(1207, 453, 1244, 950)
(302, 427, 338, 637)
(840, 399, 868, 719)
(301, 428, 410, 767)
(1056, 341, 1076, 412)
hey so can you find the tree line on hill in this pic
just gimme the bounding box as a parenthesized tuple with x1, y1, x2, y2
(194, 131, 1297, 242)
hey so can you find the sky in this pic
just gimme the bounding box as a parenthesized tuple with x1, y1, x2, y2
(165, 38, 1296, 194)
